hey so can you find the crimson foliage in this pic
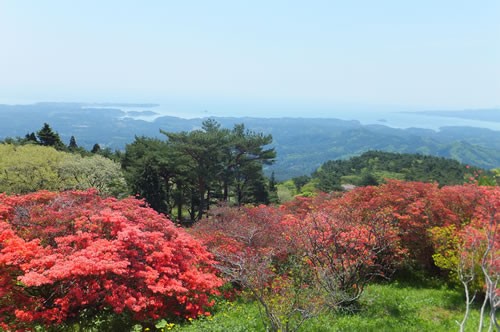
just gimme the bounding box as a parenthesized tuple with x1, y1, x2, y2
(0, 190, 222, 330)
(193, 181, 497, 313)
(316, 181, 483, 268)
(193, 198, 404, 311)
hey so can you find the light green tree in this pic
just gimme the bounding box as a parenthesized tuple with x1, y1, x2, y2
(58, 154, 128, 197)
(0, 144, 66, 193)
(0, 144, 127, 196)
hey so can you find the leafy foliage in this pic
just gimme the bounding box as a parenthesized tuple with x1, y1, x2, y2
(58, 153, 128, 196)
(0, 190, 222, 330)
(0, 144, 127, 196)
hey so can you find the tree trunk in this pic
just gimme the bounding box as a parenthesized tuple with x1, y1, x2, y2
(197, 178, 205, 220)
(176, 190, 183, 223)
(223, 180, 229, 201)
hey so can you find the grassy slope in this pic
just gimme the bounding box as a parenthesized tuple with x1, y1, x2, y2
(175, 282, 494, 332)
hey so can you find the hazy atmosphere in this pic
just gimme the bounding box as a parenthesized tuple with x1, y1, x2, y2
(1, 0, 499, 112)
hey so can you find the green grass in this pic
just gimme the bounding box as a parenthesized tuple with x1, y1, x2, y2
(28, 281, 496, 331)
(171, 282, 495, 332)
(166, 298, 264, 332)
(300, 283, 466, 332)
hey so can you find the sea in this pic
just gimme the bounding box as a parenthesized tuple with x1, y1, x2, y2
(2, 98, 499, 132)
(116, 101, 500, 132)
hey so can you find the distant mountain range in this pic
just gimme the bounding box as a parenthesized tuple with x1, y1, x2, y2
(1, 103, 499, 180)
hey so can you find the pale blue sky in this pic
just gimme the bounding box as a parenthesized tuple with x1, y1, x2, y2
(0, 0, 499, 111)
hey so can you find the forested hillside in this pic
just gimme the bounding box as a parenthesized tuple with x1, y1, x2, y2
(1, 103, 499, 179)
(311, 151, 492, 192)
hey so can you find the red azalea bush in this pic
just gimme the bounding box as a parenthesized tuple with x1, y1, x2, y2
(193, 198, 406, 311)
(191, 204, 290, 289)
(315, 181, 484, 269)
(0, 190, 222, 330)
(283, 203, 405, 307)
(191, 204, 323, 331)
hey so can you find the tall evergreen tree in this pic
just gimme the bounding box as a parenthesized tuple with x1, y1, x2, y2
(24, 132, 38, 143)
(224, 123, 275, 205)
(36, 123, 65, 150)
(122, 137, 176, 215)
(268, 172, 280, 204)
(68, 136, 78, 150)
(136, 156, 169, 213)
(91, 143, 101, 154)
(163, 120, 226, 220)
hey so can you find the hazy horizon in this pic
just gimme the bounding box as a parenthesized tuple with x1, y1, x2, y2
(0, 98, 498, 118)
(1, 100, 499, 132)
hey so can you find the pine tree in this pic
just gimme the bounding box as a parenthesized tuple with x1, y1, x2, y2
(36, 123, 65, 150)
(68, 136, 78, 150)
(24, 132, 38, 143)
(91, 143, 101, 154)
(268, 172, 280, 204)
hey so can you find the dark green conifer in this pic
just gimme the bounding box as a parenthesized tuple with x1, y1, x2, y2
(91, 143, 101, 154)
(36, 123, 65, 150)
(68, 136, 78, 150)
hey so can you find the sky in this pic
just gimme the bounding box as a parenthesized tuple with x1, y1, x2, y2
(0, 0, 499, 112)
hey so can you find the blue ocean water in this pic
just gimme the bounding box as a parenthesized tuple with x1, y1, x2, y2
(121, 101, 500, 132)
(3, 98, 497, 131)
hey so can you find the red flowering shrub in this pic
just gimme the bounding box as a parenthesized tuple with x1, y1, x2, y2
(320, 181, 484, 269)
(0, 190, 222, 330)
(191, 204, 322, 331)
(279, 181, 491, 302)
(193, 199, 405, 328)
(191, 204, 291, 292)
(282, 194, 405, 307)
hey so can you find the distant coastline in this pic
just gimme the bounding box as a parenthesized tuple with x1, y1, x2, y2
(405, 109, 500, 123)
(1, 102, 500, 132)
(81, 102, 160, 108)
(1, 102, 499, 177)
